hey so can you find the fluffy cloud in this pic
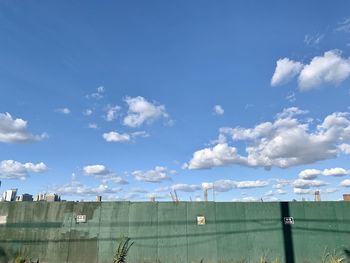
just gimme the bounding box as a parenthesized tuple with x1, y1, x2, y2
(323, 168, 349, 176)
(132, 166, 171, 183)
(123, 96, 168, 127)
(51, 181, 121, 196)
(105, 105, 121, 122)
(184, 143, 246, 169)
(340, 179, 350, 187)
(103, 130, 149, 143)
(103, 131, 131, 142)
(213, 105, 224, 115)
(171, 184, 201, 192)
(83, 109, 93, 116)
(298, 50, 350, 90)
(293, 188, 315, 195)
(292, 179, 327, 189)
(299, 167, 349, 179)
(83, 164, 128, 184)
(0, 160, 48, 180)
(232, 196, 261, 202)
(86, 86, 105, 99)
(55, 108, 70, 114)
(83, 165, 110, 175)
(88, 123, 98, 129)
(271, 50, 350, 90)
(201, 180, 269, 192)
(339, 143, 350, 154)
(0, 112, 47, 143)
(298, 169, 322, 179)
(186, 108, 350, 170)
(271, 58, 304, 86)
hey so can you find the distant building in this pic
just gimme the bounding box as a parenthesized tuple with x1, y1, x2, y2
(34, 193, 60, 202)
(96, 196, 102, 202)
(45, 193, 60, 202)
(2, 189, 17, 202)
(16, 194, 33, 202)
(35, 193, 46, 201)
(343, 194, 350, 201)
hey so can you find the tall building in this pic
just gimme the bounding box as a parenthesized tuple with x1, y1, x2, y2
(45, 193, 60, 202)
(2, 189, 17, 202)
(16, 194, 33, 202)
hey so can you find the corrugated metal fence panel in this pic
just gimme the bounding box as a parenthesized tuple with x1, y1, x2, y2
(1, 201, 350, 263)
(157, 202, 188, 263)
(98, 202, 130, 263)
(216, 202, 248, 262)
(186, 202, 218, 263)
(128, 202, 158, 263)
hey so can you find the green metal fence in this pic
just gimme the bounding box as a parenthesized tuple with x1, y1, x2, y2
(0, 201, 349, 263)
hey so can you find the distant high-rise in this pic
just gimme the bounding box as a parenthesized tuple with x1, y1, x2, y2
(2, 189, 17, 202)
(16, 194, 33, 202)
(314, 190, 321, 202)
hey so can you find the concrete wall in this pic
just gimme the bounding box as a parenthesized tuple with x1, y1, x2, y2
(0, 201, 349, 263)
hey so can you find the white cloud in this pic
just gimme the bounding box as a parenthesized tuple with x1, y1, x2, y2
(105, 105, 121, 122)
(232, 196, 261, 202)
(102, 130, 149, 143)
(86, 86, 105, 99)
(299, 167, 349, 179)
(103, 131, 131, 142)
(339, 143, 350, 154)
(123, 96, 168, 127)
(292, 179, 327, 189)
(55, 108, 71, 114)
(236, 180, 269, 188)
(325, 188, 338, 193)
(0, 112, 47, 143)
(186, 108, 350, 170)
(184, 143, 246, 170)
(271, 58, 304, 86)
(304, 34, 324, 46)
(0, 160, 48, 180)
(88, 123, 98, 129)
(171, 184, 201, 192)
(83, 164, 128, 185)
(99, 174, 128, 185)
(323, 168, 348, 176)
(298, 169, 322, 179)
(293, 188, 315, 195)
(275, 107, 308, 119)
(51, 181, 121, 196)
(298, 50, 350, 90)
(83, 165, 110, 175)
(83, 109, 93, 116)
(213, 105, 224, 115)
(201, 179, 269, 192)
(132, 166, 171, 183)
(285, 92, 296, 103)
(340, 179, 350, 187)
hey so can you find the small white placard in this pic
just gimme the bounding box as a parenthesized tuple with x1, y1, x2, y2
(197, 216, 206, 225)
(0, 215, 7, 224)
(76, 215, 87, 223)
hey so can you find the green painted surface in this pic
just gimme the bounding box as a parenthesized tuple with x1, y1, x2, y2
(0, 202, 349, 263)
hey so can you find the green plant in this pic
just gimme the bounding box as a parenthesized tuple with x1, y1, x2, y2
(15, 257, 26, 263)
(113, 237, 134, 263)
(322, 248, 345, 263)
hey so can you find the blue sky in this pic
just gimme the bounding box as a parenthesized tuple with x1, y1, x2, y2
(1, 0, 350, 201)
